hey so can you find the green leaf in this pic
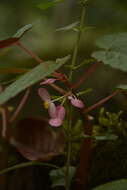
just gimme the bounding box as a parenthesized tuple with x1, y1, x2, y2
(95, 134, 118, 141)
(117, 84, 127, 90)
(79, 134, 118, 141)
(50, 166, 76, 187)
(95, 33, 127, 52)
(92, 33, 127, 72)
(0, 55, 70, 105)
(92, 51, 127, 72)
(37, 0, 64, 10)
(13, 21, 39, 38)
(92, 179, 127, 190)
(0, 22, 39, 50)
(55, 22, 79, 32)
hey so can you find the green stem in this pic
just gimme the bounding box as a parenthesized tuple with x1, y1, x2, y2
(69, 6, 86, 81)
(65, 4, 86, 190)
(0, 161, 59, 175)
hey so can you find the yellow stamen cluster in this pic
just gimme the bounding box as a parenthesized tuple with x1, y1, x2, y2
(44, 101, 49, 109)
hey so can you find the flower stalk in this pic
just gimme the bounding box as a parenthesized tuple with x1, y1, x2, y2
(69, 5, 86, 81)
(65, 3, 86, 190)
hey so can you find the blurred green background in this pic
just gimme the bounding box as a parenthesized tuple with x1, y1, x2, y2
(1, 0, 127, 57)
(0, 0, 127, 115)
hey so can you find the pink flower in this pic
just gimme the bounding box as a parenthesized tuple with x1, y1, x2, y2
(38, 88, 65, 127)
(68, 95, 84, 108)
(39, 79, 85, 109)
(49, 105, 65, 127)
(40, 78, 57, 85)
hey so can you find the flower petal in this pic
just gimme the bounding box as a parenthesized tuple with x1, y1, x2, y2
(56, 105, 66, 120)
(38, 88, 51, 101)
(40, 78, 57, 85)
(48, 102, 57, 118)
(49, 118, 63, 127)
(68, 96, 84, 108)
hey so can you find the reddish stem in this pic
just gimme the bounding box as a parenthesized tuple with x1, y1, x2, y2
(75, 89, 121, 189)
(10, 88, 31, 123)
(0, 86, 10, 139)
(71, 62, 100, 90)
(16, 41, 71, 94)
(75, 115, 94, 190)
(1, 107, 9, 138)
(83, 90, 120, 114)
(16, 41, 43, 63)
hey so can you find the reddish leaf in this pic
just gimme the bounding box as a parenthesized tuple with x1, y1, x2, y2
(10, 117, 66, 161)
(0, 38, 19, 49)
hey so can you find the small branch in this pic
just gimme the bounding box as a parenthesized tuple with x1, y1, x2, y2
(16, 41, 60, 75)
(83, 90, 120, 114)
(71, 62, 100, 90)
(0, 86, 10, 139)
(1, 107, 9, 138)
(16, 41, 42, 63)
(10, 88, 31, 123)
